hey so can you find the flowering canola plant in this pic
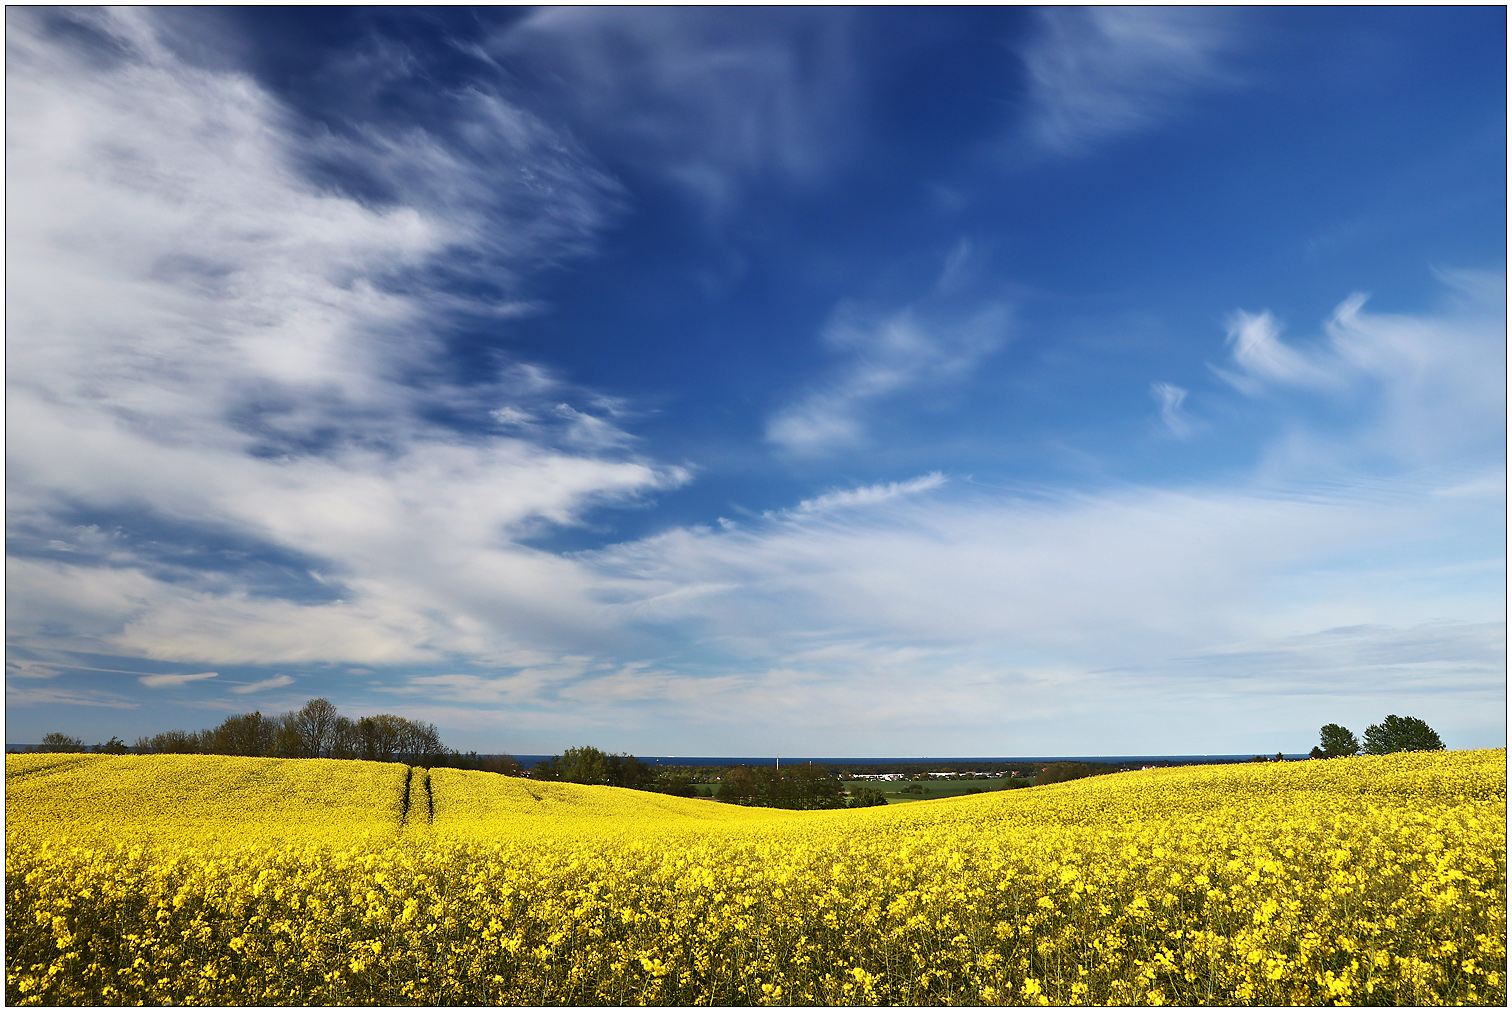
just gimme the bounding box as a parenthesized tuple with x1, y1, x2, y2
(6, 749, 1505, 1005)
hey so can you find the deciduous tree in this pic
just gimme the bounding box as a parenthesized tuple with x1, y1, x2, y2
(847, 786, 888, 808)
(207, 712, 277, 756)
(288, 697, 341, 757)
(134, 729, 203, 754)
(1363, 715, 1445, 754)
(1318, 724, 1360, 758)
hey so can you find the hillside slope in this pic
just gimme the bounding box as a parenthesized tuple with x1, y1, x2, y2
(4, 753, 410, 841)
(6, 747, 1504, 843)
(5, 749, 1504, 1007)
(428, 766, 788, 836)
(2, 753, 787, 844)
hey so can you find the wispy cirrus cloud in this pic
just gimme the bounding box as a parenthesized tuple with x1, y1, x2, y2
(794, 473, 947, 514)
(571, 277, 1504, 752)
(5, 7, 683, 672)
(1220, 310, 1341, 392)
(1017, 6, 1239, 156)
(230, 674, 295, 694)
(594, 473, 1496, 661)
(490, 7, 860, 217)
(1150, 382, 1194, 438)
(6, 685, 141, 710)
(1216, 272, 1506, 470)
(767, 248, 1010, 456)
(569, 471, 1501, 752)
(4, 9, 1501, 758)
(139, 671, 219, 689)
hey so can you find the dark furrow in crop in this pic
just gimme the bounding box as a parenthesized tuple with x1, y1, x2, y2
(3, 755, 96, 781)
(400, 765, 414, 827)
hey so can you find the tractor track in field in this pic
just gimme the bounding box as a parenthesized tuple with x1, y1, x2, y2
(399, 765, 433, 828)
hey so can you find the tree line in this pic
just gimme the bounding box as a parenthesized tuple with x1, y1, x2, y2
(710, 763, 849, 809)
(32, 698, 522, 773)
(533, 747, 889, 809)
(1310, 715, 1444, 759)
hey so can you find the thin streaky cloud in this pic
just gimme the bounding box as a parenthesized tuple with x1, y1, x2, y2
(3, 8, 1501, 754)
(139, 671, 220, 689)
(230, 674, 295, 694)
(492, 7, 861, 217)
(795, 473, 947, 514)
(1019, 6, 1238, 156)
(1151, 382, 1194, 438)
(1221, 310, 1339, 391)
(5, 7, 685, 674)
(767, 293, 1009, 457)
(6, 685, 141, 710)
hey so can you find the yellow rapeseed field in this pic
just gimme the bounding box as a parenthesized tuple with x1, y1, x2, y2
(5, 749, 1505, 1006)
(5, 753, 411, 843)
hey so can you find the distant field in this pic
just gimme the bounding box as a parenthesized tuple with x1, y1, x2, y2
(4, 753, 410, 840)
(7, 750, 1505, 1006)
(847, 777, 1028, 803)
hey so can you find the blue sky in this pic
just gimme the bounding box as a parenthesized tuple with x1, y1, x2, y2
(6, 6, 1505, 756)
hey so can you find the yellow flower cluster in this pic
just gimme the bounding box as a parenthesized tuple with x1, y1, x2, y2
(5, 753, 410, 843)
(6, 749, 1504, 1006)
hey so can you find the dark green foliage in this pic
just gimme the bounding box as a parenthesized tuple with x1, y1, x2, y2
(650, 773, 697, 797)
(38, 732, 85, 752)
(1033, 761, 1118, 786)
(534, 746, 654, 789)
(272, 722, 304, 759)
(1363, 715, 1445, 755)
(1318, 724, 1360, 758)
(427, 751, 523, 775)
(847, 786, 888, 808)
(117, 700, 510, 769)
(714, 764, 846, 810)
(713, 766, 755, 804)
(92, 736, 131, 755)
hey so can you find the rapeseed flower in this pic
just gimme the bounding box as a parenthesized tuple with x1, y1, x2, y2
(5, 749, 1504, 1005)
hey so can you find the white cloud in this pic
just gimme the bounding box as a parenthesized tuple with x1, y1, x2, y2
(5, 8, 685, 669)
(1220, 310, 1338, 391)
(230, 674, 295, 694)
(596, 476, 1497, 661)
(1150, 382, 1193, 437)
(493, 7, 860, 215)
(571, 280, 1504, 751)
(552, 404, 636, 450)
(561, 473, 1501, 752)
(139, 671, 219, 689)
(1217, 277, 1506, 471)
(767, 288, 1009, 456)
(6, 685, 140, 710)
(1018, 7, 1238, 156)
(7, 660, 63, 680)
(3, 10, 1500, 754)
(490, 406, 537, 427)
(795, 473, 947, 514)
